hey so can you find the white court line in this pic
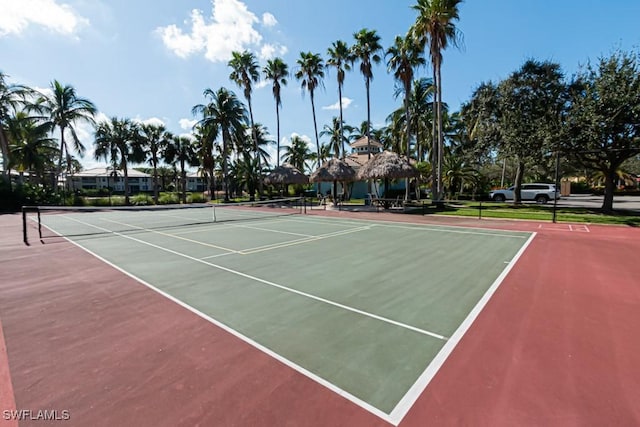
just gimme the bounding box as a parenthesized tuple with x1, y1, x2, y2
(387, 232, 537, 424)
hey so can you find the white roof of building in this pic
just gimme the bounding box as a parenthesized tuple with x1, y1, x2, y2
(73, 167, 151, 177)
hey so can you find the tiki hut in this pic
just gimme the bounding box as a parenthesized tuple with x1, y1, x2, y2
(310, 158, 356, 203)
(264, 163, 309, 185)
(357, 151, 418, 199)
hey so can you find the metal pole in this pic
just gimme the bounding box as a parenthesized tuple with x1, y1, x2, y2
(552, 150, 560, 223)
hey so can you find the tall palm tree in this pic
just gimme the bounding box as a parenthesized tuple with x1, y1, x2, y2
(192, 87, 247, 202)
(326, 40, 353, 158)
(387, 34, 425, 199)
(139, 122, 170, 204)
(411, 0, 463, 200)
(94, 117, 143, 205)
(295, 52, 325, 162)
(263, 58, 289, 167)
(165, 135, 199, 203)
(352, 28, 383, 160)
(36, 80, 97, 190)
(229, 51, 261, 191)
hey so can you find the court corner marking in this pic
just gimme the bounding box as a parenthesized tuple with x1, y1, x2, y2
(387, 231, 538, 425)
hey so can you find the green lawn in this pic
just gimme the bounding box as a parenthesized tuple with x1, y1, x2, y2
(408, 201, 640, 226)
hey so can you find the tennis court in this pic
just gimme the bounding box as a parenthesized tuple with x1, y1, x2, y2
(21, 201, 532, 423)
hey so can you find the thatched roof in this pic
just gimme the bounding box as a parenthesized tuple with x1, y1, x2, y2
(264, 163, 309, 185)
(310, 158, 357, 182)
(356, 151, 418, 180)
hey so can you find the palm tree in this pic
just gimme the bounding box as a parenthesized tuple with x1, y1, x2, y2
(352, 28, 383, 160)
(387, 34, 426, 200)
(165, 135, 199, 203)
(6, 111, 57, 185)
(320, 117, 352, 158)
(139, 122, 170, 204)
(295, 52, 325, 162)
(193, 87, 247, 202)
(411, 0, 463, 200)
(229, 51, 261, 191)
(0, 72, 35, 182)
(193, 123, 219, 200)
(94, 117, 143, 205)
(281, 135, 314, 173)
(326, 40, 353, 158)
(263, 58, 289, 167)
(36, 80, 97, 191)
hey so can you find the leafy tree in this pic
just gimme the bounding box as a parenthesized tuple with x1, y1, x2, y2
(465, 61, 566, 203)
(263, 58, 289, 167)
(165, 135, 199, 203)
(352, 28, 383, 160)
(139, 122, 171, 203)
(281, 135, 314, 173)
(94, 118, 144, 205)
(320, 117, 352, 158)
(193, 123, 219, 199)
(295, 52, 325, 163)
(327, 40, 353, 158)
(0, 72, 35, 180)
(193, 88, 247, 202)
(411, 0, 463, 199)
(563, 49, 640, 211)
(6, 111, 57, 185)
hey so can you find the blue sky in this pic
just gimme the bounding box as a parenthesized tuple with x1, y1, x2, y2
(2, 0, 640, 169)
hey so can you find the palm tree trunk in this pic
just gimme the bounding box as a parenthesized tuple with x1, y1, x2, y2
(276, 102, 281, 167)
(405, 80, 412, 201)
(222, 132, 230, 202)
(310, 90, 321, 195)
(123, 160, 130, 206)
(247, 101, 263, 197)
(152, 156, 159, 204)
(180, 158, 186, 203)
(436, 57, 444, 201)
(430, 63, 438, 200)
(56, 126, 66, 193)
(338, 83, 345, 159)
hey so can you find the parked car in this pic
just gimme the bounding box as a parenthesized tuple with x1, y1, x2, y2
(489, 183, 560, 204)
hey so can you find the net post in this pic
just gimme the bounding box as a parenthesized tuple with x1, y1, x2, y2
(37, 208, 42, 239)
(22, 207, 29, 245)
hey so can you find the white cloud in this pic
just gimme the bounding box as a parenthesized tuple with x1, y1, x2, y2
(322, 97, 353, 111)
(179, 118, 197, 130)
(157, 0, 266, 62)
(134, 117, 166, 127)
(259, 42, 288, 60)
(0, 0, 89, 37)
(262, 13, 277, 27)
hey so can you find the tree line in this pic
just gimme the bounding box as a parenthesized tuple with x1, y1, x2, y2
(2, 0, 639, 211)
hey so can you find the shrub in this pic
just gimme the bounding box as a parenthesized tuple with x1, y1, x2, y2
(187, 193, 206, 203)
(131, 194, 153, 205)
(158, 192, 179, 204)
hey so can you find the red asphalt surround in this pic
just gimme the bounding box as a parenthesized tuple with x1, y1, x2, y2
(2, 211, 640, 426)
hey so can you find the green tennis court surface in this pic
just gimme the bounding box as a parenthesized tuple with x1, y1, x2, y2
(31, 207, 532, 423)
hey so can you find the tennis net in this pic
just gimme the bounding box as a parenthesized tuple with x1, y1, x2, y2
(22, 197, 305, 244)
